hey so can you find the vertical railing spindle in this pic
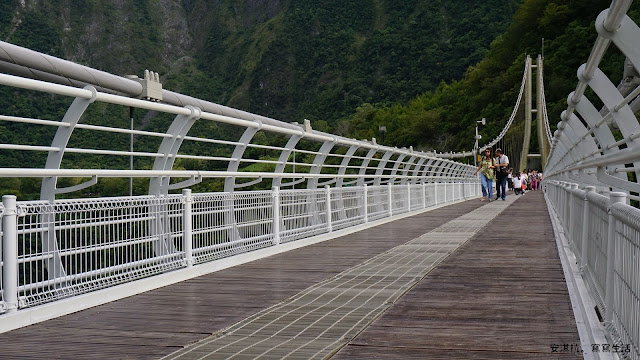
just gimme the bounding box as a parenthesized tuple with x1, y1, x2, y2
(568, 183, 579, 246)
(604, 192, 626, 323)
(580, 186, 595, 271)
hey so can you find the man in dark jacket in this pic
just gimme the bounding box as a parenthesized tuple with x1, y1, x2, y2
(494, 148, 509, 201)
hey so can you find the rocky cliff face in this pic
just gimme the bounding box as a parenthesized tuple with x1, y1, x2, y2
(0, 0, 518, 123)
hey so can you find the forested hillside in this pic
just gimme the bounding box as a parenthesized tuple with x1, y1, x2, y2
(0, 0, 520, 198)
(342, 0, 640, 153)
(0, 0, 519, 123)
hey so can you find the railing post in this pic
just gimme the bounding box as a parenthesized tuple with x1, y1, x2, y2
(558, 182, 564, 223)
(182, 189, 193, 267)
(363, 184, 368, 223)
(422, 182, 427, 209)
(568, 184, 579, 245)
(580, 186, 595, 271)
(564, 182, 571, 230)
(387, 182, 393, 216)
(604, 191, 626, 324)
(325, 185, 332, 232)
(406, 183, 411, 212)
(272, 187, 281, 245)
(2, 195, 18, 314)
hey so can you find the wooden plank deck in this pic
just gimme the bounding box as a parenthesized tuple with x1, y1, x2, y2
(0, 200, 485, 359)
(334, 190, 582, 359)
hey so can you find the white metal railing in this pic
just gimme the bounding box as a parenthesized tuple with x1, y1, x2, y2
(546, 181, 639, 360)
(0, 61, 476, 200)
(0, 181, 480, 315)
(15, 195, 186, 308)
(0, 31, 480, 327)
(543, 2, 639, 357)
(546, 0, 640, 201)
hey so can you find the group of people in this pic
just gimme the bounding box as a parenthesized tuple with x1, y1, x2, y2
(509, 168, 542, 195)
(472, 147, 543, 201)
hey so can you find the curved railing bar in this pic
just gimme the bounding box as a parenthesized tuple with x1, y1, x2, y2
(306, 140, 337, 189)
(0, 72, 476, 186)
(547, 1, 634, 164)
(355, 148, 378, 187)
(0, 41, 479, 182)
(335, 145, 360, 188)
(224, 126, 260, 192)
(149, 106, 202, 196)
(409, 158, 427, 185)
(399, 155, 418, 185)
(0, 41, 301, 133)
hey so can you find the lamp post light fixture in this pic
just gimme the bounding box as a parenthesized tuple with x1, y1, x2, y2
(379, 125, 387, 145)
(474, 118, 486, 167)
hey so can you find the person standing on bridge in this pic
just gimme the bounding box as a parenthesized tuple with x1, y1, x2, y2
(494, 148, 509, 201)
(473, 148, 495, 201)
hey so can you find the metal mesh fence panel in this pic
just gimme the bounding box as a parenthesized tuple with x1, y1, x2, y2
(569, 189, 585, 259)
(610, 204, 640, 360)
(391, 185, 408, 215)
(367, 185, 389, 222)
(330, 187, 365, 231)
(280, 189, 328, 243)
(16, 195, 185, 308)
(409, 185, 422, 211)
(583, 192, 609, 315)
(436, 183, 446, 204)
(191, 191, 274, 264)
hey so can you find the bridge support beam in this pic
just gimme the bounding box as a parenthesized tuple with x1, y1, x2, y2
(536, 55, 550, 168)
(520, 55, 533, 172)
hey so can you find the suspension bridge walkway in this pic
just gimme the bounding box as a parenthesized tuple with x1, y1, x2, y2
(0, 1, 639, 359)
(0, 191, 583, 359)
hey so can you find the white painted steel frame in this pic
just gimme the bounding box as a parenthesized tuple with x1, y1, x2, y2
(544, 3, 640, 357)
(546, 1, 640, 198)
(547, 181, 639, 360)
(0, 40, 478, 327)
(0, 183, 480, 315)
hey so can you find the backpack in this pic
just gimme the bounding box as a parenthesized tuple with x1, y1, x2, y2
(494, 156, 507, 176)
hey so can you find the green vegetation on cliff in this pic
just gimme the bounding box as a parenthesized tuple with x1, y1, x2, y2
(342, 0, 640, 153)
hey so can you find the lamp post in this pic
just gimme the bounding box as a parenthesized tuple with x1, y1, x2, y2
(379, 125, 387, 145)
(474, 118, 486, 167)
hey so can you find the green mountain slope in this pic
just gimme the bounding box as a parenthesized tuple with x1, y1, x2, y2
(0, 0, 519, 123)
(343, 0, 640, 154)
